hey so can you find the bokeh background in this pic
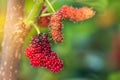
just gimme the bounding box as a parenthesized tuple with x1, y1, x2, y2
(0, 0, 120, 80)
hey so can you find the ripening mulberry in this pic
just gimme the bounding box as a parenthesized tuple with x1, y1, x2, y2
(38, 5, 51, 27)
(25, 33, 63, 72)
(31, 33, 51, 53)
(50, 11, 63, 43)
(38, 16, 51, 27)
(60, 5, 95, 21)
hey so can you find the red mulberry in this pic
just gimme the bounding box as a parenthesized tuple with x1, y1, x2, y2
(38, 16, 51, 27)
(31, 33, 51, 53)
(25, 33, 63, 72)
(45, 51, 63, 72)
(38, 5, 51, 27)
(25, 45, 42, 59)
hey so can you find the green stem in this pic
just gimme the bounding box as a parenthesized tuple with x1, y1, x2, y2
(46, 0, 55, 12)
(33, 24, 40, 34)
(41, 13, 53, 17)
(42, 0, 57, 14)
(24, 0, 45, 26)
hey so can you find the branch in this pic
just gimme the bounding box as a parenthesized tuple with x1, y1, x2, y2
(24, 0, 45, 26)
(0, 0, 45, 80)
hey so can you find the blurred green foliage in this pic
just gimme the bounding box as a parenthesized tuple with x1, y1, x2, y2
(1, 0, 120, 80)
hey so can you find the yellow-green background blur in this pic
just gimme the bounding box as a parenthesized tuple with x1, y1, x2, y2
(0, 0, 120, 80)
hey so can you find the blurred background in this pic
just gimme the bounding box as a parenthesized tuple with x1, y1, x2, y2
(0, 0, 120, 80)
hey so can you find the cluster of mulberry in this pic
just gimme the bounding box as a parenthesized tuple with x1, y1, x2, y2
(25, 5, 95, 73)
(50, 5, 95, 43)
(25, 33, 63, 72)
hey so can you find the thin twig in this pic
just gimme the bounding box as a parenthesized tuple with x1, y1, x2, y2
(41, 13, 53, 17)
(42, 0, 57, 14)
(33, 24, 40, 34)
(46, 0, 55, 12)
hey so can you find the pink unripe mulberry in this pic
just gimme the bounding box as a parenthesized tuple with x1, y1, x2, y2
(60, 5, 95, 21)
(50, 11, 63, 43)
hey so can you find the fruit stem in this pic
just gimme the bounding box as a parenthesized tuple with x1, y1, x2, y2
(33, 24, 40, 34)
(24, 0, 45, 27)
(42, 0, 57, 14)
(46, 0, 55, 12)
(41, 13, 53, 17)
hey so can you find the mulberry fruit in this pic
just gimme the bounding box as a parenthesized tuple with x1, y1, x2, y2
(38, 16, 51, 27)
(60, 5, 95, 21)
(50, 11, 63, 43)
(45, 51, 63, 72)
(25, 33, 63, 72)
(38, 5, 51, 27)
(31, 33, 51, 53)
